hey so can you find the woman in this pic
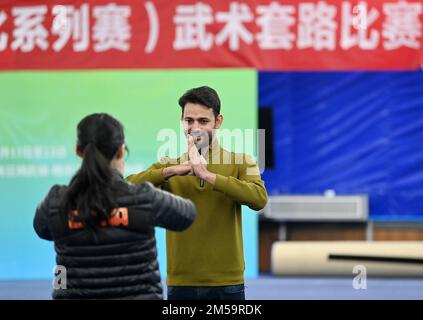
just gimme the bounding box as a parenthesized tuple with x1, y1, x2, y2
(34, 113, 195, 299)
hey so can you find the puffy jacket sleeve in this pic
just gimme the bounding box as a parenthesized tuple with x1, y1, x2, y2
(144, 182, 196, 231)
(34, 185, 61, 241)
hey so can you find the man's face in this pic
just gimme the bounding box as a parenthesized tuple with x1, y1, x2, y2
(182, 103, 222, 148)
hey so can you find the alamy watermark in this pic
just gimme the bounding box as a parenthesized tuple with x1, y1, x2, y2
(156, 125, 266, 174)
(53, 265, 67, 290)
(352, 265, 367, 290)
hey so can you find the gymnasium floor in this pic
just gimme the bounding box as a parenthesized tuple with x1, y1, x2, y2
(1, 275, 422, 300)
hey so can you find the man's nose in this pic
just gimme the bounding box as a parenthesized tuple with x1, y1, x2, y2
(191, 121, 201, 130)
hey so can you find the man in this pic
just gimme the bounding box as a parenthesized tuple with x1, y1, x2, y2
(127, 86, 268, 300)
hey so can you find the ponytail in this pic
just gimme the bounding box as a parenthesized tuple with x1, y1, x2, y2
(61, 113, 125, 232)
(63, 142, 117, 230)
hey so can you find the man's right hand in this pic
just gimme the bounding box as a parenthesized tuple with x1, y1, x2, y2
(162, 162, 193, 179)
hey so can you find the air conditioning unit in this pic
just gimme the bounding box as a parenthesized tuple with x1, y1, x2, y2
(262, 195, 368, 222)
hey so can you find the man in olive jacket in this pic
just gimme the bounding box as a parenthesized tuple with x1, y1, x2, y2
(128, 86, 268, 300)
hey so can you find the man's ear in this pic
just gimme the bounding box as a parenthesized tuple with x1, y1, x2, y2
(116, 144, 125, 160)
(75, 145, 84, 158)
(215, 114, 223, 129)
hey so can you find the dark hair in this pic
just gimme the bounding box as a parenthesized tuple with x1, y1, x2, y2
(178, 86, 221, 119)
(62, 113, 125, 230)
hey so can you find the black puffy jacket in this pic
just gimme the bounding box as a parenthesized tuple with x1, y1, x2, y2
(34, 171, 195, 300)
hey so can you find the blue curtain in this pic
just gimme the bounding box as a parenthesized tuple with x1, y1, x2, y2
(259, 71, 423, 220)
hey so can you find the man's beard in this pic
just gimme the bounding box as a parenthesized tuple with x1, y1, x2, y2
(190, 130, 212, 149)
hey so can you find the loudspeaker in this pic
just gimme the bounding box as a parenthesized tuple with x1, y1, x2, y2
(258, 107, 274, 169)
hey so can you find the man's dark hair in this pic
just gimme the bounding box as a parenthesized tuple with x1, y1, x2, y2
(178, 86, 221, 119)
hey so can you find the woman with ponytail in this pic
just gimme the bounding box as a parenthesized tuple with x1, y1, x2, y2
(34, 113, 196, 300)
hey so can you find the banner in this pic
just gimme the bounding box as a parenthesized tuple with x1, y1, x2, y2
(0, 69, 259, 279)
(0, 0, 422, 70)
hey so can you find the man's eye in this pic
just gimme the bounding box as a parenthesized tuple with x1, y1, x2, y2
(186, 119, 193, 124)
(200, 120, 208, 124)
